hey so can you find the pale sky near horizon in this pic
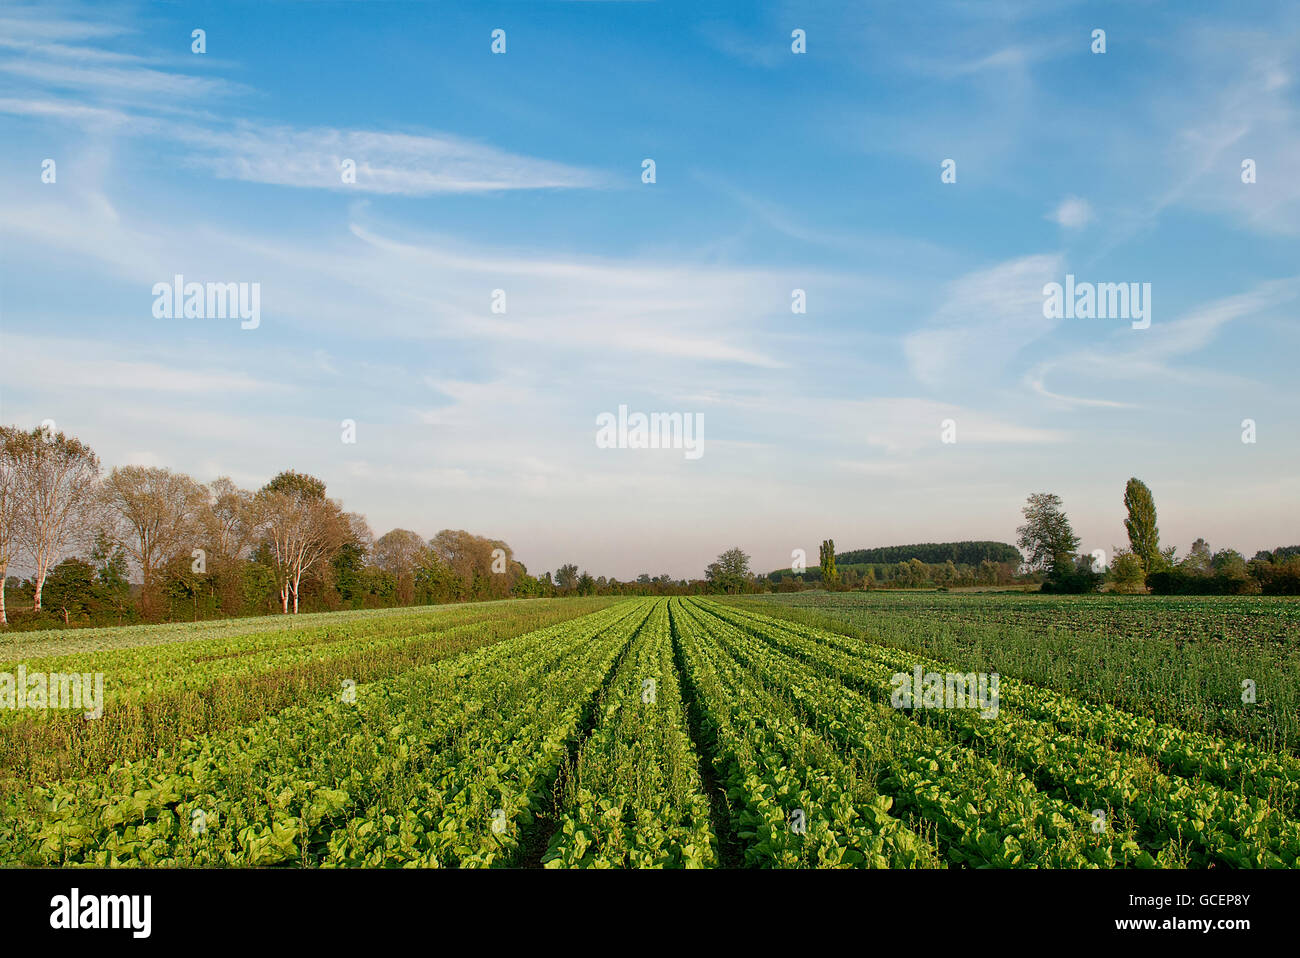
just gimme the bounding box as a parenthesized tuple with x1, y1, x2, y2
(1, 0, 1298, 580)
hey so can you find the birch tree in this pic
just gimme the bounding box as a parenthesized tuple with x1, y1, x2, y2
(0, 427, 22, 625)
(11, 426, 100, 612)
(257, 471, 345, 614)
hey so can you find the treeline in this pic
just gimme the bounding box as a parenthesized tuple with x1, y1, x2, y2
(760, 482, 1300, 597)
(768, 559, 1023, 590)
(1018, 479, 1300, 595)
(767, 539, 1026, 590)
(0, 425, 702, 631)
(834, 541, 1023, 567)
(1143, 542, 1300, 596)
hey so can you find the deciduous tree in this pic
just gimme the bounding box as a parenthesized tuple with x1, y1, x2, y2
(205, 476, 259, 561)
(0, 427, 22, 624)
(1181, 537, 1213, 578)
(1123, 478, 1163, 577)
(100, 465, 209, 617)
(1016, 492, 1080, 580)
(819, 538, 839, 589)
(10, 426, 100, 612)
(706, 546, 752, 594)
(202, 476, 261, 614)
(1108, 549, 1147, 593)
(555, 563, 579, 592)
(375, 528, 424, 604)
(257, 471, 347, 614)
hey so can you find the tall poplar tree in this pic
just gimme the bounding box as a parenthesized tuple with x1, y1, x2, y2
(819, 538, 839, 589)
(1123, 478, 1162, 577)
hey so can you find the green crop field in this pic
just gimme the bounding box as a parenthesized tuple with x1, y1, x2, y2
(3, 593, 1298, 868)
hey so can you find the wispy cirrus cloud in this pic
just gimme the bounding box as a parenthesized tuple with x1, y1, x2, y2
(0, 35, 147, 64)
(0, 8, 242, 104)
(0, 93, 610, 194)
(0, 9, 607, 196)
(0, 181, 790, 369)
(0, 333, 285, 395)
(903, 254, 1062, 389)
(1025, 276, 1300, 407)
(0, 95, 133, 126)
(0, 58, 244, 101)
(180, 123, 610, 195)
(343, 221, 790, 366)
(822, 398, 1065, 456)
(899, 37, 1074, 79)
(0, 13, 130, 43)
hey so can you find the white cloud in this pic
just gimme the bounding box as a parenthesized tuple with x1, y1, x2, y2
(0, 183, 798, 374)
(902, 39, 1071, 79)
(0, 10, 606, 197)
(828, 398, 1064, 455)
(698, 24, 786, 68)
(0, 96, 609, 197)
(180, 123, 609, 195)
(0, 36, 146, 64)
(1049, 195, 1093, 229)
(0, 95, 134, 126)
(0, 14, 130, 44)
(0, 59, 244, 102)
(1025, 275, 1300, 406)
(903, 254, 1062, 388)
(1, 334, 282, 395)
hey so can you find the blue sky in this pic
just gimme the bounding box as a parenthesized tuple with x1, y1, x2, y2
(1, 0, 1298, 579)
